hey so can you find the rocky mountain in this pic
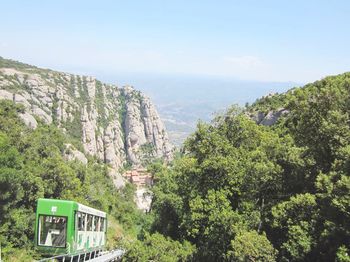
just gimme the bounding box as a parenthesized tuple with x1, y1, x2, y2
(102, 73, 296, 146)
(0, 57, 174, 169)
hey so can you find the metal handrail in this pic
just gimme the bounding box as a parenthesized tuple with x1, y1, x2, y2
(37, 248, 124, 262)
(38, 248, 103, 262)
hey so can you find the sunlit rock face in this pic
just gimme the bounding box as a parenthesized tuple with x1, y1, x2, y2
(0, 58, 174, 169)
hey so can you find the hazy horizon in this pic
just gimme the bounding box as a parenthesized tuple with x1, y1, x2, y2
(1, 1, 350, 84)
(2, 0, 350, 145)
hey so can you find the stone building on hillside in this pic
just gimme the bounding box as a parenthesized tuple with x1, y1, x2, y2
(123, 168, 153, 212)
(123, 168, 153, 188)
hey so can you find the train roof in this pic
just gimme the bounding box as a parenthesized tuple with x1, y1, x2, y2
(77, 203, 106, 218)
(37, 198, 106, 218)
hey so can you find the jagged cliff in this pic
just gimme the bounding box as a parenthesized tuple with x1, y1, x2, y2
(0, 57, 174, 168)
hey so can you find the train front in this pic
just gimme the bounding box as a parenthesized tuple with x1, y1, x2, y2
(34, 198, 74, 256)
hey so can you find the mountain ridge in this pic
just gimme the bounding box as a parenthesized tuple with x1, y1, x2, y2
(0, 56, 174, 170)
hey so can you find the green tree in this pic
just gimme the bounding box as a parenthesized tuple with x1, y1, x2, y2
(228, 230, 277, 262)
(124, 233, 195, 262)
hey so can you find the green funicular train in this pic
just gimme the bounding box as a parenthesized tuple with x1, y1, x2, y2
(35, 198, 107, 256)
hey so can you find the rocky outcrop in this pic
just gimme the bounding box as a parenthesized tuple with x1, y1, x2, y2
(0, 58, 174, 169)
(260, 108, 289, 126)
(108, 168, 126, 189)
(104, 119, 126, 168)
(0, 89, 13, 100)
(63, 144, 88, 165)
(124, 86, 148, 165)
(135, 188, 153, 212)
(140, 96, 173, 161)
(250, 111, 265, 124)
(122, 86, 173, 166)
(19, 112, 38, 129)
(250, 108, 289, 126)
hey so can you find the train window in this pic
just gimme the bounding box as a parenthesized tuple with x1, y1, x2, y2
(87, 214, 93, 231)
(100, 218, 105, 232)
(96, 217, 100, 232)
(93, 216, 98, 231)
(38, 215, 67, 248)
(77, 212, 86, 231)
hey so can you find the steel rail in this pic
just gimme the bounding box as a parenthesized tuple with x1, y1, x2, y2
(37, 249, 124, 262)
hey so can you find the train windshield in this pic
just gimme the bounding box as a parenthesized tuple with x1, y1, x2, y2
(38, 215, 67, 247)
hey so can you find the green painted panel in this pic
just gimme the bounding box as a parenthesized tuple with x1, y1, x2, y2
(35, 198, 107, 256)
(35, 198, 77, 255)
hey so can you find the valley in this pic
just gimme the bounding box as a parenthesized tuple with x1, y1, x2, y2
(98, 72, 298, 146)
(1, 60, 350, 262)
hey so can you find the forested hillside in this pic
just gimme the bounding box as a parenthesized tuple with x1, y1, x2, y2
(0, 100, 146, 260)
(141, 73, 350, 261)
(1, 67, 350, 261)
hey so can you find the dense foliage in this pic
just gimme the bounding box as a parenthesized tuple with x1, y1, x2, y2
(2, 71, 350, 261)
(148, 73, 350, 261)
(0, 100, 142, 260)
(123, 233, 195, 261)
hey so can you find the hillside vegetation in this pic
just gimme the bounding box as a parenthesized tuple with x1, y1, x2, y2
(1, 64, 350, 261)
(143, 72, 350, 261)
(0, 100, 145, 260)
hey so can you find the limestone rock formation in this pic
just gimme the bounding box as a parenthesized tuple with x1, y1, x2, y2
(108, 169, 126, 189)
(249, 108, 289, 126)
(19, 112, 38, 129)
(0, 57, 174, 169)
(63, 144, 88, 165)
(135, 188, 153, 212)
(259, 108, 289, 126)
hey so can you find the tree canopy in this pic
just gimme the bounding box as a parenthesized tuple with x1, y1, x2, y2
(148, 73, 350, 261)
(2, 71, 350, 261)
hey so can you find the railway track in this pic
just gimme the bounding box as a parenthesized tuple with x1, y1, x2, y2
(37, 249, 125, 262)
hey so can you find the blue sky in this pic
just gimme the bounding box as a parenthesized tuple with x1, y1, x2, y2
(1, 0, 350, 82)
